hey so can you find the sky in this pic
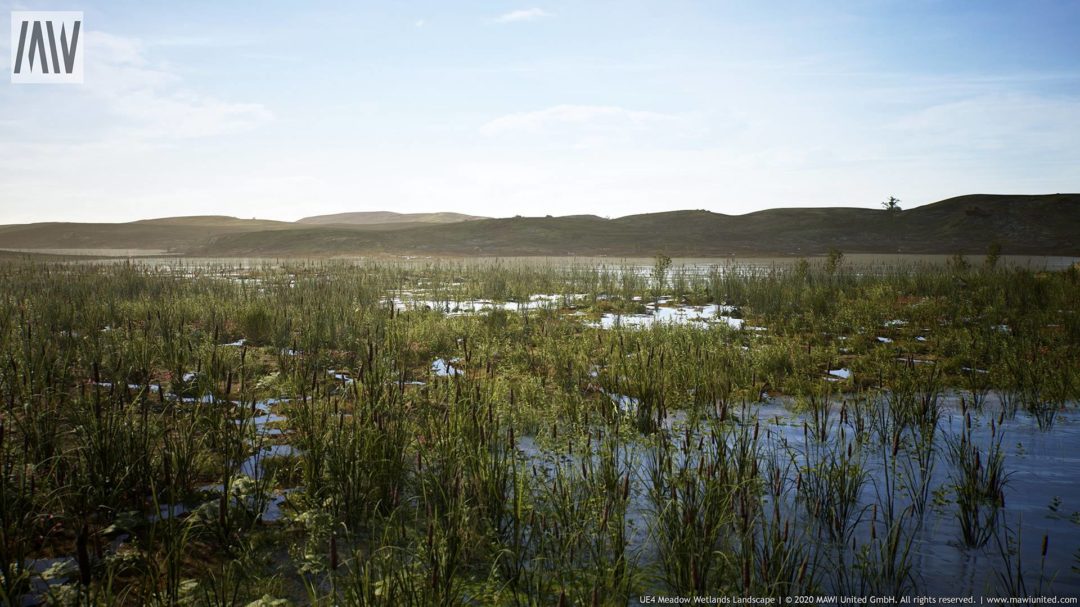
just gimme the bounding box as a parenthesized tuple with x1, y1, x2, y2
(1, 0, 1079, 224)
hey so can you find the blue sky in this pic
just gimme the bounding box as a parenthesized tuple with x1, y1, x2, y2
(2, 0, 1078, 223)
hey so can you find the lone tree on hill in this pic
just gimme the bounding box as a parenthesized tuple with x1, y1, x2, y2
(882, 196, 902, 212)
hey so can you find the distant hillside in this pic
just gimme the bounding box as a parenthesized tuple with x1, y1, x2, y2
(195, 194, 1080, 257)
(0, 215, 439, 252)
(1, 195, 1077, 257)
(0, 218, 293, 252)
(130, 216, 292, 227)
(296, 211, 486, 225)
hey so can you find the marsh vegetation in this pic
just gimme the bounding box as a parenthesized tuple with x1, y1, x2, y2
(0, 257, 1078, 605)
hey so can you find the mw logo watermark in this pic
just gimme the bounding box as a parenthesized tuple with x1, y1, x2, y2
(10, 11, 83, 84)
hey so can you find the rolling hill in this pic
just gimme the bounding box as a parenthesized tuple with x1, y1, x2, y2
(192, 194, 1080, 257)
(0, 217, 295, 252)
(296, 211, 486, 225)
(1, 194, 1077, 257)
(0, 215, 459, 252)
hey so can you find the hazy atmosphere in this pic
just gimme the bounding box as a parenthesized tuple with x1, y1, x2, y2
(2, 0, 1079, 223)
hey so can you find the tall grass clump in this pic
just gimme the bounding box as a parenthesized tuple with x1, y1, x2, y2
(946, 414, 1008, 548)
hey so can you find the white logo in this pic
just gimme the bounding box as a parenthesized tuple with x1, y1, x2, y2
(11, 11, 84, 84)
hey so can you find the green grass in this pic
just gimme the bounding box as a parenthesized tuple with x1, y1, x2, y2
(0, 256, 1077, 604)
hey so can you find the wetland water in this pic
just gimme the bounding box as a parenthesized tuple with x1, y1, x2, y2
(516, 391, 1080, 599)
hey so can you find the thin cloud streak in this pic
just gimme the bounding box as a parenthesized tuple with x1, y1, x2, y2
(493, 8, 552, 23)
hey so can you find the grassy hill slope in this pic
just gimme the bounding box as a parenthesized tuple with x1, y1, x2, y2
(0, 218, 297, 252)
(0, 216, 455, 252)
(192, 194, 1080, 257)
(2, 194, 1076, 257)
(296, 211, 486, 225)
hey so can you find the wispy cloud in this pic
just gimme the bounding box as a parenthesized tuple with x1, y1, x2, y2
(480, 104, 698, 148)
(482, 105, 673, 132)
(145, 35, 254, 49)
(0, 27, 274, 222)
(85, 32, 273, 140)
(886, 92, 1080, 155)
(0, 30, 272, 146)
(494, 8, 552, 23)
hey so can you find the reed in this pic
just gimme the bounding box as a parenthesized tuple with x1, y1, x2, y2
(0, 256, 1076, 603)
(946, 414, 1009, 548)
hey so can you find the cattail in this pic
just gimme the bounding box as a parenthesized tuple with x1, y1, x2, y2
(219, 484, 228, 532)
(330, 532, 339, 570)
(76, 523, 91, 586)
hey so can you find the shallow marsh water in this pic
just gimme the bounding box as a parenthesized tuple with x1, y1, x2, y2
(120, 289, 1080, 598)
(525, 394, 1080, 598)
